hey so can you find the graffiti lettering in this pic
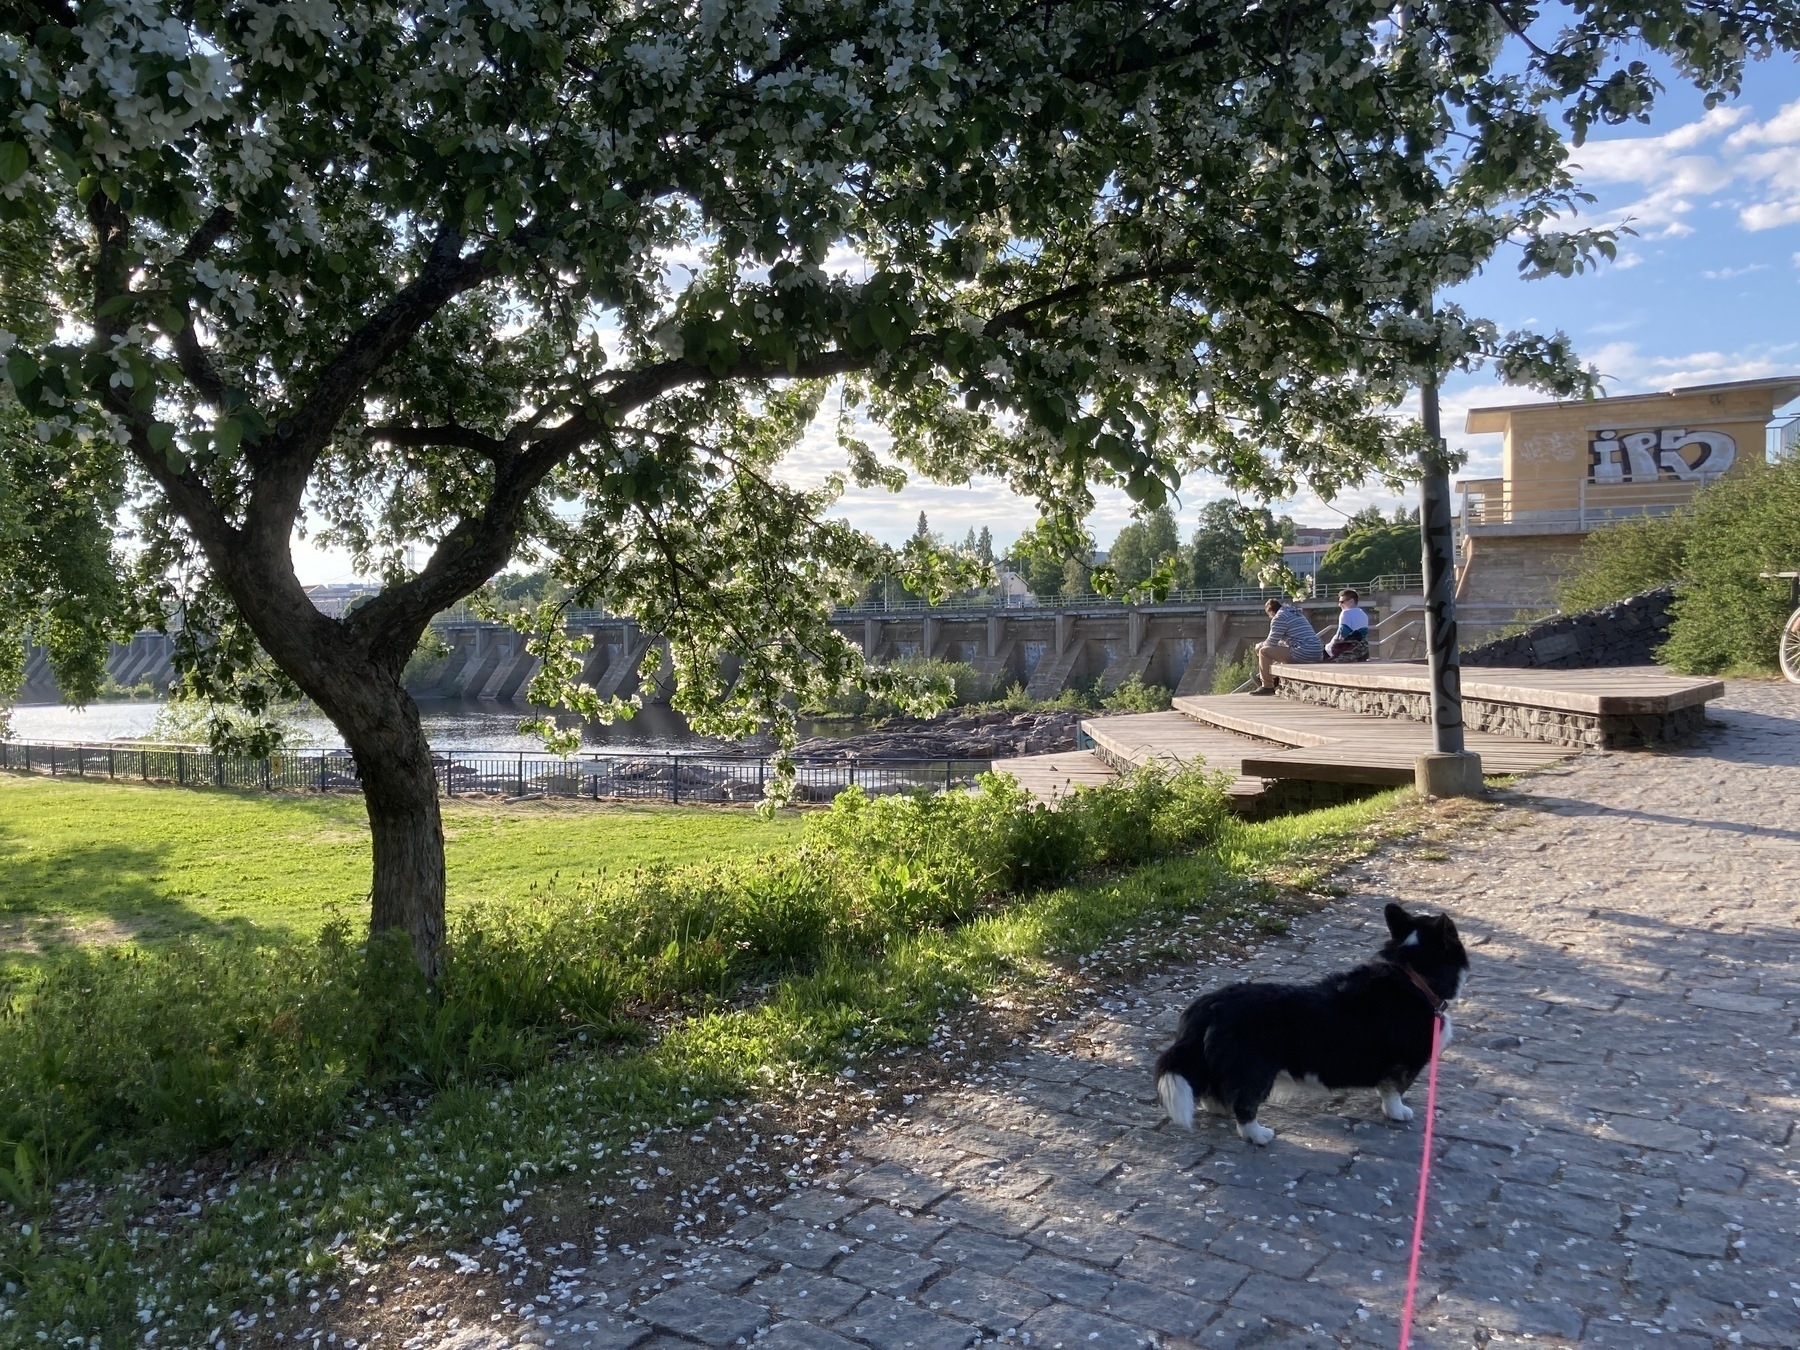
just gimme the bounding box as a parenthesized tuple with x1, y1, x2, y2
(1588, 428, 1736, 484)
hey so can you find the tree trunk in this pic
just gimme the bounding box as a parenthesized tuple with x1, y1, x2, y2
(319, 675, 447, 978)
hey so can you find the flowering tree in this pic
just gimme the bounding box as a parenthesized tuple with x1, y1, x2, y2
(3, 1, 1794, 972)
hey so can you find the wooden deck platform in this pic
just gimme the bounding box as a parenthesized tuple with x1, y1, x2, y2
(995, 663, 1710, 807)
(1269, 661, 1723, 714)
(987, 750, 1117, 802)
(1171, 694, 1581, 785)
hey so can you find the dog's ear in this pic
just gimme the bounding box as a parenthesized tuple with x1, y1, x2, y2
(1384, 903, 1415, 942)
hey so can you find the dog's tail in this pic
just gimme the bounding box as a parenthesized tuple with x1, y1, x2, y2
(1156, 1070, 1196, 1129)
(1156, 994, 1224, 1130)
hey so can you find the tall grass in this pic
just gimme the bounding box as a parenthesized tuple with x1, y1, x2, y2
(0, 766, 1230, 1180)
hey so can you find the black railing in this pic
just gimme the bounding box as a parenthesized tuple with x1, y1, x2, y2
(0, 740, 990, 805)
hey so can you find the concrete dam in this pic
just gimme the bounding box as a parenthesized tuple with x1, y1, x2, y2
(17, 589, 1438, 707)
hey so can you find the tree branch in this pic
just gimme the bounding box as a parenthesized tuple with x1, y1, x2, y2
(341, 346, 872, 655)
(244, 224, 497, 547)
(366, 422, 512, 460)
(179, 205, 235, 261)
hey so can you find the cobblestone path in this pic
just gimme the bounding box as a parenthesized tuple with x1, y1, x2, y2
(531, 683, 1800, 1350)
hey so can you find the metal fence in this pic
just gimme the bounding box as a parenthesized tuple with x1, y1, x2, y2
(0, 740, 992, 805)
(829, 574, 1426, 616)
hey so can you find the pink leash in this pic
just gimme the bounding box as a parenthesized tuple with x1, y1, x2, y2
(1397, 1012, 1444, 1350)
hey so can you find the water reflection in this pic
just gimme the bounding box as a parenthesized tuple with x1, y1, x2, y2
(6, 700, 866, 753)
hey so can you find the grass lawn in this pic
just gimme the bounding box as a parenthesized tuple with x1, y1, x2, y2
(0, 773, 805, 961)
(0, 763, 1424, 1344)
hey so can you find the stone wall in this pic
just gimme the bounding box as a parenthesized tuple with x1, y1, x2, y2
(1456, 533, 1588, 608)
(1275, 675, 1708, 749)
(1461, 586, 1676, 669)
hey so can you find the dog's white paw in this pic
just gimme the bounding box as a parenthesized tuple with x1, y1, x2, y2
(1238, 1119, 1275, 1146)
(1380, 1091, 1414, 1123)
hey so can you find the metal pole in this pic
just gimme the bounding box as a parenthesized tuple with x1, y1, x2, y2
(1417, 375, 1465, 756)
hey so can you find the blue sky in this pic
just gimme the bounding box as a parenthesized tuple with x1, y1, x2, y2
(294, 51, 1800, 584)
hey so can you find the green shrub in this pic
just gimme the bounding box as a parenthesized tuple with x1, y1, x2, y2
(1557, 513, 1691, 612)
(1659, 460, 1800, 673)
(1557, 458, 1800, 674)
(1100, 674, 1173, 712)
(807, 656, 983, 718)
(1212, 650, 1256, 693)
(1059, 761, 1230, 866)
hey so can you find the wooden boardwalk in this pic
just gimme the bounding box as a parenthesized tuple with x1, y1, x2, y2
(993, 664, 1719, 804)
(1173, 694, 1581, 785)
(986, 750, 1116, 803)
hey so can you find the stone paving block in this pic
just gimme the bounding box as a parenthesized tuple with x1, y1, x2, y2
(1225, 1272, 1360, 1332)
(835, 1297, 976, 1350)
(1026, 1214, 1140, 1266)
(634, 1286, 768, 1347)
(545, 1317, 653, 1350)
(926, 1227, 1032, 1275)
(747, 1271, 868, 1322)
(1493, 1181, 1622, 1238)
(920, 1268, 1048, 1330)
(850, 1208, 954, 1253)
(845, 1163, 955, 1211)
(770, 1190, 868, 1227)
(1623, 1210, 1732, 1257)
(1111, 1239, 1248, 1301)
(1205, 1222, 1323, 1280)
(1112, 1199, 1228, 1250)
(745, 1220, 845, 1271)
(1010, 1253, 1119, 1307)
(1098, 1277, 1217, 1338)
(1596, 1114, 1707, 1153)
(1017, 1300, 1152, 1349)
(831, 1244, 942, 1295)
(680, 1253, 774, 1293)
(928, 1191, 1044, 1238)
(756, 1322, 864, 1350)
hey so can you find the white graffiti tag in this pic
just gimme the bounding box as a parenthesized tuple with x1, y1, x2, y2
(1588, 428, 1736, 484)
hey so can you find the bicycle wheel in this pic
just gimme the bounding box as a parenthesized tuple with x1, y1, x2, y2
(1782, 608, 1800, 684)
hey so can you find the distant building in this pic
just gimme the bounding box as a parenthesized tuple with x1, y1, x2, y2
(1280, 527, 1343, 579)
(304, 583, 379, 617)
(1456, 375, 1800, 606)
(995, 569, 1033, 607)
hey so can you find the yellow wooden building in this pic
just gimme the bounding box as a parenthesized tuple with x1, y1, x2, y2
(1455, 375, 1800, 606)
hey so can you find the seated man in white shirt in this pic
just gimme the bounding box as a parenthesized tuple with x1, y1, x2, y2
(1326, 588, 1371, 660)
(1252, 597, 1323, 695)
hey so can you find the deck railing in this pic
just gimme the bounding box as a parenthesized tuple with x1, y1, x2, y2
(0, 740, 991, 805)
(1459, 476, 1722, 536)
(831, 574, 1424, 616)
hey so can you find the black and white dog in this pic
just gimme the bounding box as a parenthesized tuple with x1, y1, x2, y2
(1154, 903, 1468, 1145)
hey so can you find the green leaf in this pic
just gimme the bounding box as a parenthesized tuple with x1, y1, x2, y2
(5, 350, 39, 389)
(213, 417, 243, 455)
(0, 141, 28, 185)
(97, 293, 136, 318)
(146, 422, 175, 453)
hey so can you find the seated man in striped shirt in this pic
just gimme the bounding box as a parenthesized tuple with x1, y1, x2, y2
(1251, 597, 1323, 695)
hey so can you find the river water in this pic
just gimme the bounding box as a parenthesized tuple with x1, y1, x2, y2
(6, 700, 868, 753)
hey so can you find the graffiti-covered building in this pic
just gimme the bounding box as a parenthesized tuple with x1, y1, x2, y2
(1455, 375, 1800, 607)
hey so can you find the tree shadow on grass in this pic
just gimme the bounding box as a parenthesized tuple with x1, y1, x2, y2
(0, 815, 308, 966)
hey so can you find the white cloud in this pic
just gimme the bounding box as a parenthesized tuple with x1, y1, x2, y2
(1569, 99, 1800, 235)
(1701, 263, 1770, 280)
(1583, 339, 1800, 392)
